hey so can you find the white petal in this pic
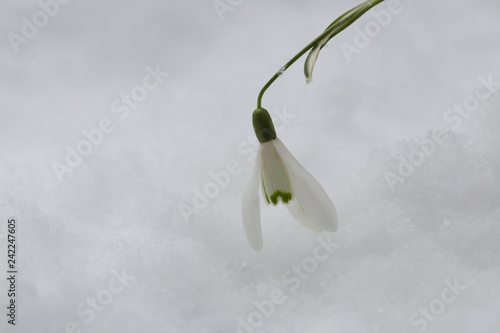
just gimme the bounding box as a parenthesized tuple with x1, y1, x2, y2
(259, 141, 293, 206)
(242, 155, 263, 251)
(272, 139, 339, 232)
(286, 199, 323, 231)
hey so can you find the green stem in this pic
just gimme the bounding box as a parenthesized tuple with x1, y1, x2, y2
(256, 0, 385, 108)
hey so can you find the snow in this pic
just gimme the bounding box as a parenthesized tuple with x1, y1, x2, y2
(1, 0, 500, 332)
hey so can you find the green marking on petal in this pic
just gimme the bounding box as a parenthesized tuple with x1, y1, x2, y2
(269, 191, 293, 206)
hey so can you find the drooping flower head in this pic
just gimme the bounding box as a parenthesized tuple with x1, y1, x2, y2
(239, 1, 388, 251)
(242, 108, 338, 251)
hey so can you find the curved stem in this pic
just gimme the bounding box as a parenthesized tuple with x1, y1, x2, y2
(256, 0, 385, 108)
(256, 40, 317, 108)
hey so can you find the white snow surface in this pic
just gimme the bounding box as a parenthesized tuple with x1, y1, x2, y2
(1, 0, 500, 332)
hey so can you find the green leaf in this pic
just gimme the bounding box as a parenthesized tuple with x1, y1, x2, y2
(304, 0, 385, 83)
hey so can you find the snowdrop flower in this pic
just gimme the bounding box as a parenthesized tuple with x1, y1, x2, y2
(242, 108, 338, 251)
